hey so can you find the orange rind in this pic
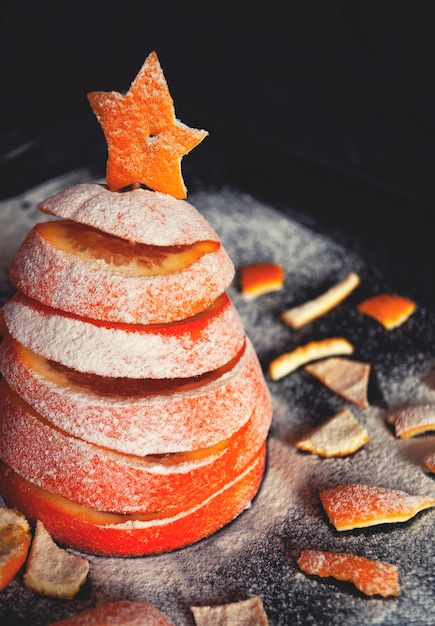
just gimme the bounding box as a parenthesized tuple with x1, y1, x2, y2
(88, 51, 208, 197)
(190, 596, 270, 625)
(305, 357, 370, 408)
(297, 549, 399, 597)
(24, 519, 89, 599)
(49, 601, 175, 626)
(387, 404, 435, 438)
(295, 408, 370, 457)
(239, 263, 284, 300)
(320, 483, 435, 531)
(356, 293, 416, 330)
(281, 272, 360, 329)
(0, 506, 31, 591)
(268, 337, 354, 381)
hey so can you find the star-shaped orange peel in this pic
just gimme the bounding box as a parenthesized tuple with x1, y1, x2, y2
(88, 51, 208, 198)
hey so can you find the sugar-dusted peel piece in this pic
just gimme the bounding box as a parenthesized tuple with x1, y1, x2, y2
(88, 51, 208, 197)
(320, 483, 435, 531)
(295, 408, 370, 457)
(297, 549, 399, 597)
(24, 520, 89, 599)
(281, 272, 360, 329)
(0, 506, 31, 591)
(268, 337, 354, 381)
(239, 263, 284, 300)
(305, 357, 370, 408)
(424, 452, 435, 473)
(387, 404, 435, 438)
(357, 293, 416, 330)
(49, 601, 175, 626)
(190, 596, 270, 626)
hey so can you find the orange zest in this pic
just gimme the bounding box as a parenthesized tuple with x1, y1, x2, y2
(88, 51, 208, 198)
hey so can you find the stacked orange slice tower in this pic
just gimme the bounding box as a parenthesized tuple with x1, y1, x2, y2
(0, 52, 272, 556)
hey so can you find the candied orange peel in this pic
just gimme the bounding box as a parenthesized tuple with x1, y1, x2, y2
(305, 357, 371, 408)
(387, 404, 435, 438)
(356, 293, 416, 330)
(320, 483, 435, 531)
(0, 506, 31, 591)
(239, 263, 284, 300)
(88, 51, 208, 198)
(297, 549, 399, 597)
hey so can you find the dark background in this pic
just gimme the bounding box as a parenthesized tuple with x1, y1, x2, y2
(1, 2, 435, 238)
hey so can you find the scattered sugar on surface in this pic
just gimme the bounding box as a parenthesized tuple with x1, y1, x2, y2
(1, 180, 435, 626)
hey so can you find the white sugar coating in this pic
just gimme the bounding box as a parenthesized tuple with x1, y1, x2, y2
(10, 224, 235, 324)
(2, 181, 435, 625)
(0, 384, 269, 514)
(387, 404, 435, 437)
(38, 184, 220, 245)
(3, 293, 245, 379)
(0, 337, 270, 454)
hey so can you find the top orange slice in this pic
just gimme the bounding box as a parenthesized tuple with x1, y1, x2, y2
(88, 51, 208, 198)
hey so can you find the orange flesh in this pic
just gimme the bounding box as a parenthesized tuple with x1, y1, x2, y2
(38, 220, 219, 276)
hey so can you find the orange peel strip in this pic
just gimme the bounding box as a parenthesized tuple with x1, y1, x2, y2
(281, 272, 360, 329)
(304, 357, 371, 408)
(268, 337, 354, 381)
(297, 549, 399, 597)
(320, 483, 435, 531)
(190, 596, 270, 625)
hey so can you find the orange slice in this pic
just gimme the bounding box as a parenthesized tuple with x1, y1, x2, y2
(268, 337, 354, 381)
(295, 408, 370, 457)
(49, 601, 175, 626)
(3, 293, 246, 379)
(0, 506, 31, 591)
(24, 520, 89, 599)
(190, 596, 270, 625)
(239, 263, 284, 300)
(0, 450, 266, 556)
(297, 550, 399, 597)
(38, 183, 220, 246)
(281, 272, 360, 329)
(304, 357, 370, 408)
(10, 219, 234, 325)
(88, 51, 208, 197)
(320, 483, 435, 531)
(0, 334, 270, 456)
(0, 380, 271, 514)
(386, 405, 435, 438)
(357, 293, 416, 329)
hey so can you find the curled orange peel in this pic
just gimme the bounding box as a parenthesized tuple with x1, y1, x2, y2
(88, 51, 208, 198)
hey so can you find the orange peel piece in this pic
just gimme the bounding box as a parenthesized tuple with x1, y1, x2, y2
(281, 272, 360, 329)
(23, 519, 89, 599)
(320, 483, 435, 531)
(305, 357, 370, 408)
(0, 506, 31, 591)
(239, 263, 284, 300)
(295, 408, 370, 457)
(297, 549, 399, 597)
(268, 337, 354, 381)
(190, 596, 270, 625)
(387, 405, 435, 438)
(88, 51, 208, 198)
(356, 293, 416, 330)
(48, 601, 175, 625)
